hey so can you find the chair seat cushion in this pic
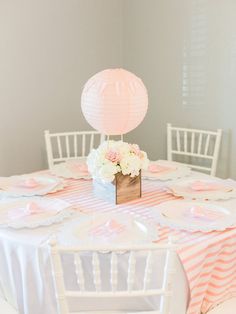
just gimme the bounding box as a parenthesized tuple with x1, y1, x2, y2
(0, 297, 18, 314)
(208, 297, 236, 313)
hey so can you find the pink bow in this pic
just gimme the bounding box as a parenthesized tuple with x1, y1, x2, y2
(187, 206, 224, 221)
(8, 202, 45, 220)
(190, 181, 223, 192)
(148, 164, 174, 173)
(89, 219, 126, 238)
(68, 162, 88, 173)
(16, 178, 40, 189)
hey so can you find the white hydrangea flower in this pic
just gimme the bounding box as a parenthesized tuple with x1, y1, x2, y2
(86, 140, 149, 182)
(120, 154, 142, 177)
(140, 151, 149, 169)
(98, 162, 118, 182)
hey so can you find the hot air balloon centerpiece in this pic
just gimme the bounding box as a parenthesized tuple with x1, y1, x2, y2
(81, 68, 149, 204)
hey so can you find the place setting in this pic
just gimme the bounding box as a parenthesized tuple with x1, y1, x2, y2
(49, 158, 91, 180)
(142, 160, 191, 181)
(148, 199, 236, 233)
(0, 197, 75, 229)
(57, 212, 158, 248)
(0, 174, 66, 198)
(165, 178, 236, 201)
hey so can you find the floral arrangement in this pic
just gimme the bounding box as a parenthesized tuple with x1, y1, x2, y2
(87, 140, 149, 182)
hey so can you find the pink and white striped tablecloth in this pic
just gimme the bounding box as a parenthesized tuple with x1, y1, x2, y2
(49, 178, 236, 314)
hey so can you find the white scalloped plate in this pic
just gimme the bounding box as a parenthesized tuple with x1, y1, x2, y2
(0, 175, 66, 197)
(0, 197, 74, 229)
(149, 200, 236, 232)
(50, 159, 91, 180)
(57, 213, 158, 247)
(142, 160, 191, 181)
(166, 178, 236, 201)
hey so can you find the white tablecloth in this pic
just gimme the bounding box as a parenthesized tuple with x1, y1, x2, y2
(1, 171, 236, 314)
(0, 212, 189, 314)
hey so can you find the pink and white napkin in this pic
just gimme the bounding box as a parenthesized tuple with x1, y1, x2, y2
(8, 202, 46, 220)
(89, 219, 126, 238)
(16, 178, 41, 189)
(148, 164, 175, 173)
(185, 205, 224, 221)
(67, 161, 88, 174)
(190, 180, 227, 192)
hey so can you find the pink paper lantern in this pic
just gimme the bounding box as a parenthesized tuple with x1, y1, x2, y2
(81, 68, 148, 135)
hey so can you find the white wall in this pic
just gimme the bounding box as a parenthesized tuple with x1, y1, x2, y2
(1, 0, 236, 178)
(0, 0, 123, 175)
(124, 0, 236, 178)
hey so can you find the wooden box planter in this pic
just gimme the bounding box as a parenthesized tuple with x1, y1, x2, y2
(93, 172, 141, 204)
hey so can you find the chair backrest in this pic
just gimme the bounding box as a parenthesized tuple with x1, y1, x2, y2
(49, 239, 176, 314)
(167, 123, 222, 176)
(44, 130, 105, 169)
(44, 131, 125, 169)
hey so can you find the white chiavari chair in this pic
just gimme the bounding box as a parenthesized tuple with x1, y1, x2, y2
(44, 130, 106, 169)
(0, 297, 18, 314)
(44, 131, 124, 169)
(167, 123, 222, 176)
(49, 239, 177, 314)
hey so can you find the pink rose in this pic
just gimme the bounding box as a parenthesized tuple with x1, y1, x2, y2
(130, 144, 142, 157)
(105, 150, 121, 163)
